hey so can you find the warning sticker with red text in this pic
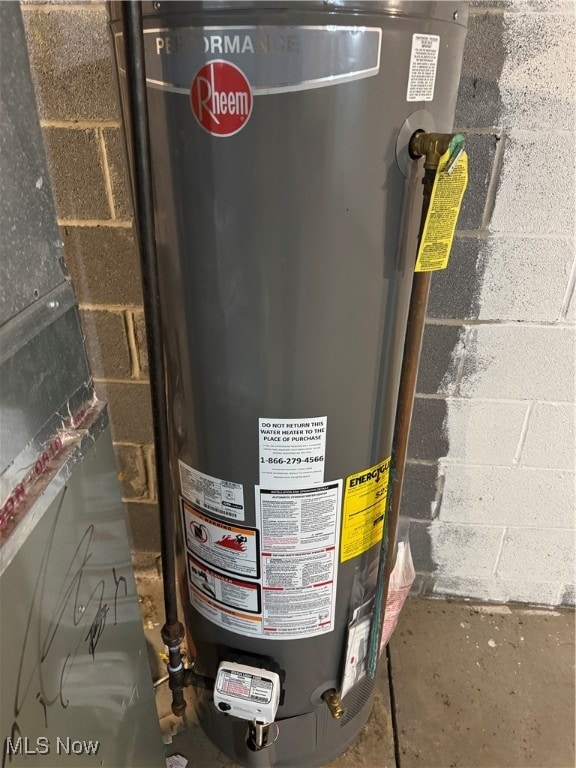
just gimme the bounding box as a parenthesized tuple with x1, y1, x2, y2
(181, 500, 259, 578)
(182, 499, 263, 636)
(255, 482, 342, 639)
(188, 582, 263, 636)
(188, 553, 261, 614)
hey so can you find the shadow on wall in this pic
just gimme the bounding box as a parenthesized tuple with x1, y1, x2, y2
(402, 8, 507, 584)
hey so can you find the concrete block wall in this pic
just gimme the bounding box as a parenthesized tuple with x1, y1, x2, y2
(22, 2, 575, 603)
(405, 0, 576, 606)
(22, 2, 160, 559)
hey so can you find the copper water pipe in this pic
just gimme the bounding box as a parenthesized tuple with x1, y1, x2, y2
(375, 132, 457, 657)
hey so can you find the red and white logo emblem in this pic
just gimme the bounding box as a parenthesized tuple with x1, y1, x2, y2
(190, 60, 253, 137)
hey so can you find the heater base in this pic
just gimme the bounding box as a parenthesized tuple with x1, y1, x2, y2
(194, 676, 378, 767)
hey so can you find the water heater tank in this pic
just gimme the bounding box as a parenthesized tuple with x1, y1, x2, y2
(110, 3, 467, 765)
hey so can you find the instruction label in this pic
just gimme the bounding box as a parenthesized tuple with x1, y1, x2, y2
(341, 458, 390, 562)
(256, 482, 341, 639)
(341, 612, 372, 698)
(259, 417, 327, 487)
(182, 480, 344, 640)
(188, 553, 261, 613)
(415, 147, 468, 272)
(257, 483, 340, 551)
(179, 460, 244, 521)
(182, 499, 263, 636)
(407, 34, 440, 102)
(181, 500, 259, 578)
(188, 583, 263, 636)
(216, 669, 273, 704)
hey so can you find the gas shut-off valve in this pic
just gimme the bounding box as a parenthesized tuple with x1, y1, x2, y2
(214, 661, 281, 751)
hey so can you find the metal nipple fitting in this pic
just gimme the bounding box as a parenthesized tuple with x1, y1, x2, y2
(409, 131, 458, 171)
(322, 689, 345, 719)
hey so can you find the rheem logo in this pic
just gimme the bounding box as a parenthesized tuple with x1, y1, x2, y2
(190, 60, 253, 137)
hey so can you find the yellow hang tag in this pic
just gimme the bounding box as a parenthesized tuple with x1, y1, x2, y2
(414, 148, 468, 272)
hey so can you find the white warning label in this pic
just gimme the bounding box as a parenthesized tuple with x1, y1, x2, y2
(255, 482, 342, 639)
(406, 34, 440, 102)
(188, 581, 263, 636)
(183, 500, 263, 637)
(182, 482, 343, 641)
(179, 460, 244, 521)
(181, 500, 259, 578)
(259, 417, 327, 487)
(340, 612, 372, 699)
(257, 483, 340, 551)
(262, 548, 334, 589)
(188, 553, 260, 614)
(216, 669, 273, 704)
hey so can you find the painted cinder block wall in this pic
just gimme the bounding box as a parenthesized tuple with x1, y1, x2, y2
(22, 1, 575, 602)
(404, 0, 575, 606)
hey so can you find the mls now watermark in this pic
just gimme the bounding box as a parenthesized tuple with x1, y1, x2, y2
(5, 737, 100, 756)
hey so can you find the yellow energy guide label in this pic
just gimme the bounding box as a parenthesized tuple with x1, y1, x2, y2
(340, 458, 391, 562)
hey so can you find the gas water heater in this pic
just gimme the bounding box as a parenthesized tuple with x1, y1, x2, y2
(111, 3, 467, 765)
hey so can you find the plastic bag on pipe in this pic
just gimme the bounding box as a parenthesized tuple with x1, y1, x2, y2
(380, 535, 415, 651)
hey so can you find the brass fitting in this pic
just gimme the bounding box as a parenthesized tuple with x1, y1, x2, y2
(409, 131, 457, 171)
(322, 689, 345, 719)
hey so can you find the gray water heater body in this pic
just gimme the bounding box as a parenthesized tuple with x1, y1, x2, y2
(111, 3, 467, 765)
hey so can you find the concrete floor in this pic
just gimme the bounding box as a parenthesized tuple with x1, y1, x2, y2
(390, 600, 574, 768)
(137, 575, 575, 768)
